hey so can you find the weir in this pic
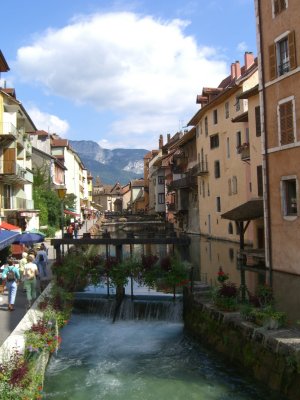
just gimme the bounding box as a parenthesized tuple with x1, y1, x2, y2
(74, 294, 183, 322)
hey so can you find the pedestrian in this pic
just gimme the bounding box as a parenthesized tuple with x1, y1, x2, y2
(73, 220, 79, 239)
(67, 224, 74, 238)
(35, 245, 48, 278)
(23, 254, 39, 309)
(40, 242, 48, 255)
(18, 252, 28, 281)
(2, 258, 20, 311)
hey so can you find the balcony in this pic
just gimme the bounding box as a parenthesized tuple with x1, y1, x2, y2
(0, 122, 18, 144)
(15, 197, 34, 210)
(2, 196, 34, 210)
(171, 175, 197, 189)
(191, 162, 209, 176)
(0, 161, 29, 184)
(237, 143, 250, 161)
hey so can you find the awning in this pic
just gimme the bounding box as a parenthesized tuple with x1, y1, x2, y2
(0, 231, 21, 251)
(0, 222, 22, 232)
(221, 199, 263, 222)
(64, 210, 80, 217)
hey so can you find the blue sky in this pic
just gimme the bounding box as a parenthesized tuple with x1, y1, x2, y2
(0, 0, 256, 150)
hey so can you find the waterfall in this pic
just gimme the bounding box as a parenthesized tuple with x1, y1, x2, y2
(74, 297, 183, 322)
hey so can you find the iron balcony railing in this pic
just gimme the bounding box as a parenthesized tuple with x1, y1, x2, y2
(2, 196, 34, 210)
(171, 175, 197, 189)
(191, 161, 209, 176)
(278, 60, 290, 76)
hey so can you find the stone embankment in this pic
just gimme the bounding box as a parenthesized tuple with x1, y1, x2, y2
(183, 287, 300, 400)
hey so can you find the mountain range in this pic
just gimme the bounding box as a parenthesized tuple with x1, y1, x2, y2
(69, 140, 149, 185)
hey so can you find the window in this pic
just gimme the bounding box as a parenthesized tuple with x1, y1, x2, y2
(202, 180, 205, 198)
(226, 137, 230, 158)
(228, 223, 233, 234)
(269, 31, 296, 80)
(228, 178, 232, 196)
(207, 183, 210, 196)
(196, 123, 201, 138)
(273, 0, 287, 17)
(158, 193, 165, 204)
(213, 109, 218, 124)
(281, 178, 297, 216)
(204, 117, 208, 136)
(214, 160, 220, 178)
(236, 131, 241, 153)
(278, 99, 295, 145)
(210, 134, 219, 149)
(216, 196, 221, 212)
(257, 165, 263, 197)
(158, 176, 164, 184)
(235, 96, 240, 112)
(225, 102, 229, 119)
(255, 106, 261, 137)
(232, 176, 238, 194)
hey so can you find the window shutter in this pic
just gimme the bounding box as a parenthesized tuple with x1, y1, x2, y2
(274, 0, 279, 15)
(255, 106, 261, 137)
(257, 166, 263, 197)
(280, 101, 294, 145)
(288, 31, 297, 70)
(269, 43, 277, 80)
(279, 0, 286, 12)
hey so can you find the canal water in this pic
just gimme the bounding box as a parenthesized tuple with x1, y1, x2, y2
(43, 314, 285, 399)
(42, 225, 292, 398)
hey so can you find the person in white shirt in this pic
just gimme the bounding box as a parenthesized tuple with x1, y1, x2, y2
(23, 254, 39, 309)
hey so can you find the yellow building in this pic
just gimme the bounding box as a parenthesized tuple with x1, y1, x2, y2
(188, 52, 262, 245)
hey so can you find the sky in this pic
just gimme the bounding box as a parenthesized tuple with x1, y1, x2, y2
(0, 0, 257, 151)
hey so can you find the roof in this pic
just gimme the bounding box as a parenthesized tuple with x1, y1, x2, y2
(238, 84, 259, 99)
(221, 198, 263, 222)
(231, 111, 248, 123)
(0, 50, 10, 72)
(131, 179, 144, 187)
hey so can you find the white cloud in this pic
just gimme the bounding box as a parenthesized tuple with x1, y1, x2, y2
(237, 41, 248, 52)
(27, 106, 70, 136)
(15, 12, 228, 146)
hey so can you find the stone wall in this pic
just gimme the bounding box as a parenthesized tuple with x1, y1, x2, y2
(183, 292, 300, 400)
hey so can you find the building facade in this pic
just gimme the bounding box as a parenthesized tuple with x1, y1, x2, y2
(255, 0, 300, 275)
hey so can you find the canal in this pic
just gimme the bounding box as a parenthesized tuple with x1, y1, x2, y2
(42, 227, 293, 398)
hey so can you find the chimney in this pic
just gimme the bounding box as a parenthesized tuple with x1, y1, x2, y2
(231, 63, 236, 80)
(235, 61, 241, 79)
(167, 134, 170, 143)
(244, 51, 254, 70)
(159, 134, 163, 149)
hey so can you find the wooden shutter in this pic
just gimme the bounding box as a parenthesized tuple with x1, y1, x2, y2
(280, 101, 294, 145)
(255, 106, 261, 137)
(3, 148, 16, 174)
(279, 0, 286, 12)
(269, 43, 277, 80)
(288, 31, 297, 70)
(274, 0, 279, 15)
(257, 166, 263, 197)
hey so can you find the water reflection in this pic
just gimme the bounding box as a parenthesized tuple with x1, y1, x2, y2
(92, 222, 300, 324)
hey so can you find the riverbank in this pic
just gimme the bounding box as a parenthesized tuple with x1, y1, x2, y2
(183, 289, 300, 400)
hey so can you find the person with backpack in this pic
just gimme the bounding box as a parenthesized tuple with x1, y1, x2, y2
(35, 245, 48, 278)
(1, 258, 20, 311)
